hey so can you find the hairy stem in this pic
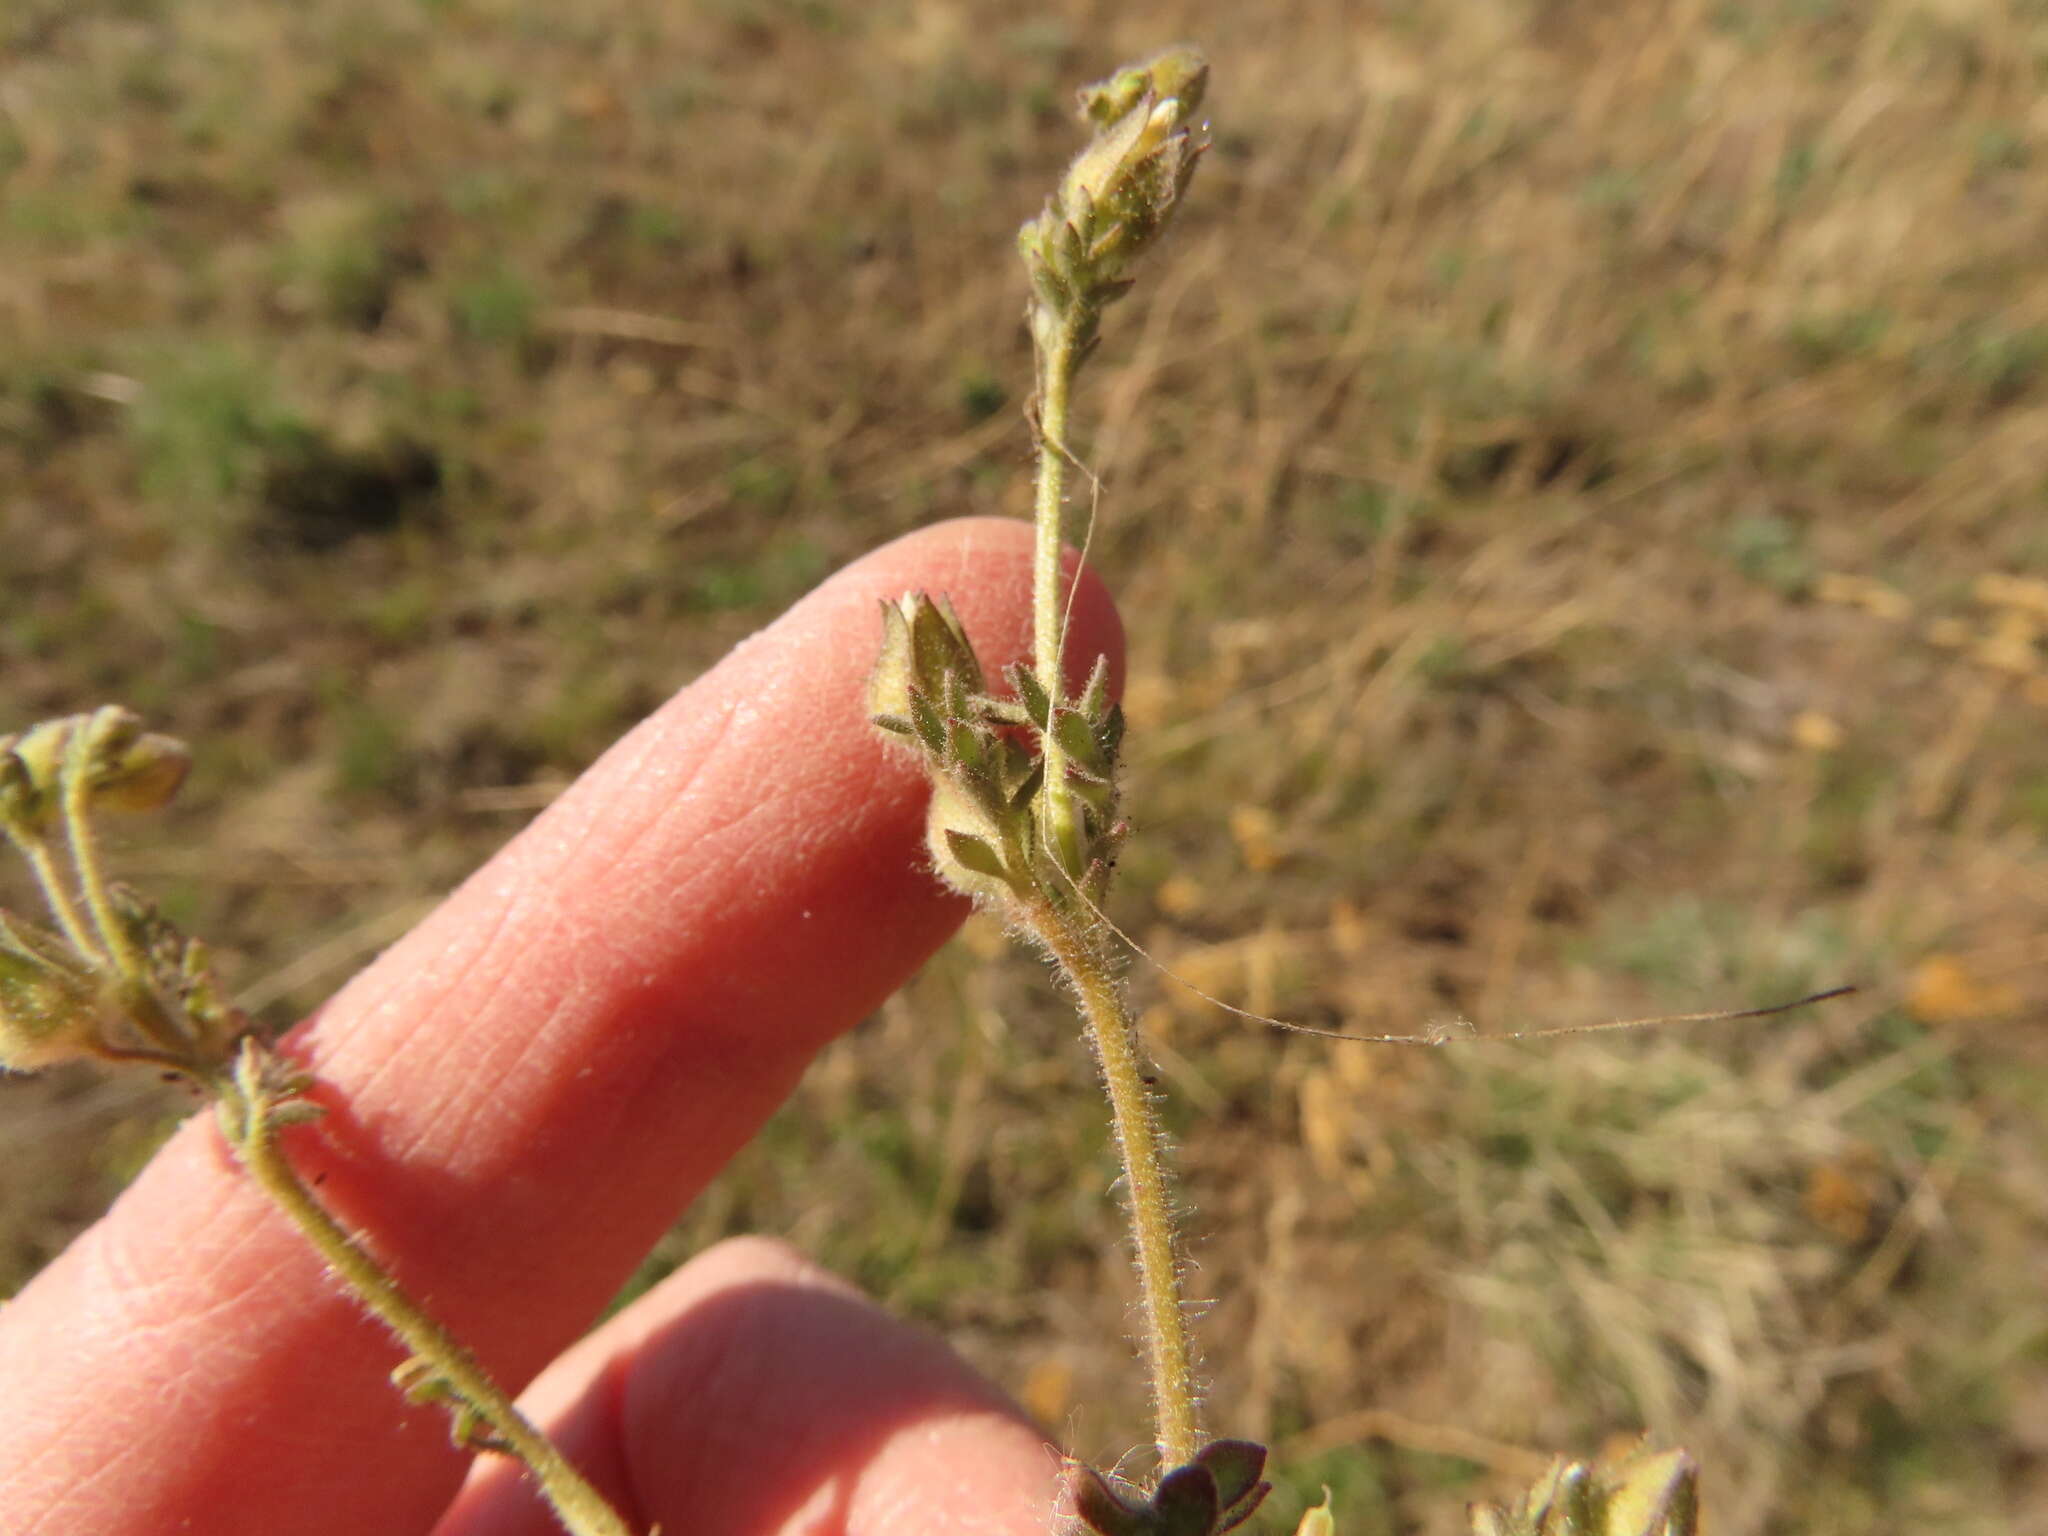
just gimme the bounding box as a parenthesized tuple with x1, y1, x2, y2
(1032, 311, 1089, 879)
(8, 826, 103, 967)
(224, 1070, 637, 1536)
(1027, 895, 1199, 1469)
(56, 759, 204, 1062)
(61, 732, 149, 983)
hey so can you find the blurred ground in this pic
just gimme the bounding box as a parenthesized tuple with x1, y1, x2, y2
(4, 1, 2047, 1531)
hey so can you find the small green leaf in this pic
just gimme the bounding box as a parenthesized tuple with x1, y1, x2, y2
(1098, 699, 1126, 759)
(946, 717, 988, 773)
(1008, 758, 1046, 813)
(942, 829, 1012, 886)
(975, 696, 1032, 729)
(1007, 663, 1053, 727)
(1067, 773, 1114, 825)
(1052, 706, 1098, 765)
(908, 593, 982, 693)
(908, 691, 947, 756)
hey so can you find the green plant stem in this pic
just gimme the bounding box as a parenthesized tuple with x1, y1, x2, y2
(1032, 310, 1089, 878)
(224, 1077, 638, 1536)
(7, 825, 105, 969)
(1026, 893, 1199, 1470)
(56, 768, 200, 1061)
(61, 748, 146, 981)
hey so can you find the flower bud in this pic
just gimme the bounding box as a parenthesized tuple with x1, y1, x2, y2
(1078, 47, 1208, 131)
(1468, 1448, 1697, 1536)
(1, 722, 69, 829)
(1020, 47, 1209, 325)
(0, 710, 192, 822)
(868, 593, 983, 739)
(1294, 1493, 1335, 1536)
(81, 707, 192, 813)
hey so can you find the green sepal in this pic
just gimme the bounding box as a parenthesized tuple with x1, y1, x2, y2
(924, 777, 1018, 907)
(1067, 776, 1115, 828)
(1098, 699, 1126, 761)
(1051, 706, 1098, 767)
(1078, 58, 1153, 128)
(1077, 652, 1113, 718)
(1008, 757, 1046, 814)
(942, 830, 1015, 890)
(1007, 663, 1054, 728)
(945, 716, 989, 774)
(907, 690, 947, 757)
(975, 696, 1033, 729)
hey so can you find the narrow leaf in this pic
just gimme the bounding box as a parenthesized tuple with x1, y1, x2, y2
(908, 691, 946, 756)
(1078, 652, 1113, 717)
(1052, 706, 1098, 765)
(1008, 663, 1053, 727)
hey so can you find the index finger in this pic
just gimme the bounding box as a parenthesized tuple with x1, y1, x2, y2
(0, 517, 1121, 1536)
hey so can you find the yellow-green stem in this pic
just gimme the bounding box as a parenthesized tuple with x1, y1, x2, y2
(228, 1088, 637, 1536)
(1032, 312, 1087, 879)
(1028, 895, 1199, 1469)
(11, 827, 103, 967)
(57, 765, 202, 1061)
(61, 746, 147, 982)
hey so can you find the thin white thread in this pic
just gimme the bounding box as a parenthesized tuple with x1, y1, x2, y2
(1046, 864, 1854, 1044)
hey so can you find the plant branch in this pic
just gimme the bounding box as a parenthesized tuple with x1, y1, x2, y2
(221, 1046, 639, 1536)
(1027, 895, 1199, 1469)
(1033, 310, 1089, 881)
(61, 731, 148, 982)
(5, 824, 104, 969)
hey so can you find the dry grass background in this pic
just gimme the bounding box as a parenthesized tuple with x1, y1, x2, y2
(5, 0, 2048, 1530)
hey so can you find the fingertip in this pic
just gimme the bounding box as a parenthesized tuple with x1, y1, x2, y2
(439, 1236, 1064, 1536)
(0, 516, 1111, 1536)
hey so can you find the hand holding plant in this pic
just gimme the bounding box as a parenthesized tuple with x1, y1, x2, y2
(0, 523, 1118, 1536)
(0, 47, 1714, 1536)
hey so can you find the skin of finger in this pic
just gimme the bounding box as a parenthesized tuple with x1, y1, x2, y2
(434, 1237, 1064, 1536)
(0, 518, 1120, 1536)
